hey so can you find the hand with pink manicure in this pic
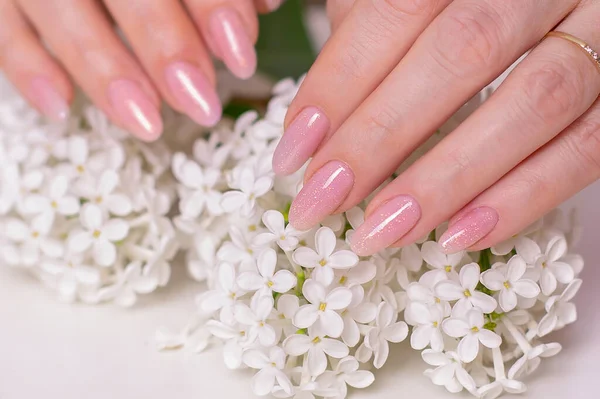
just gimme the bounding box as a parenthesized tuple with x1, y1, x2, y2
(274, 0, 600, 255)
(0, 0, 284, 141)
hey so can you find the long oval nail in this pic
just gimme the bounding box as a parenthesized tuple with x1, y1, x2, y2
(29, 78, 70, 122)
(108, 80, 163, 141)
(350, 195, 421, 256)
(209, 7, 257, 80)
(164, 62, 222, 127)
(439, 207, 499, 254)
(273, 107, 329, 175)
(288, 161, 354, 230)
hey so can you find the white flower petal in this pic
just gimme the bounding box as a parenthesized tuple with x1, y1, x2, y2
(220, 191, 247, 212)
(293, 305, 319, 329)
(81, 203, 103, 230)
(93, 240, 117, 266)
(307, 346, 327, 376)
(352, 302, 377, 324)
(315, 227, 336, 257)
(470, 292, 497, 314)
(477, 329, 501, 348)
(106, 194, 133, 216)
(252, 369, 276, 396)
(277, 294, 299, 318)
(506, 256, 527, 281)
(103, 219, 129, 241)
(373, 339, 389, 369)
(457, 334, 479, 363)
(421, 241, 446, 268)
(262, 210, 284, 234)
(547, 236, 567, 262)
(515, 237, 541, 264)
(342, 317, 360, 347)
(480, 269, 505, 291)
(321, 338, 349, 358)
(329, 250, 359, 269)
(344, 370, 375, 389)
(320, 310, 344, 338)
(512, 280, 540, 299)
(243, 349, 270, 369)
(302, 279, 326, 304)
(434, 280, 464, 301)
(421, 350, 451, 367)
(411, 325, 433, 350)
(455, 367, 476, 392)
(57, 197, 80, 216)
(237, 271, 264, 291)
(430, 364, 456, 386)
(499, 289, 518, 312)
(271, 270, 297, 293)
(326, 287, 353, 310)
(382, 322, 408, 343)
(312, 266, 335, 287)
(258, 248, 277, 278)
(551, 261, 574, 284)
(540, 269, 557, 296)
(459, 263, 481, 291)
(293, 247, 321, 268)
(283, 334, 311, 356)
(442, 318, 470, 338)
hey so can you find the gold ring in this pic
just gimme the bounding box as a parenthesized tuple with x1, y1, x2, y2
(545, 31, 600, 72)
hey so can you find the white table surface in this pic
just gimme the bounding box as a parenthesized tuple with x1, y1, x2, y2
(1, 181, 599, 399)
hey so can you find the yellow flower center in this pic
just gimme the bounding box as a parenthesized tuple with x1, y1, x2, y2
(92, 230, 101, 239)
(311, 337, 321, 344)
(445, 265, 452, 273)
(267, 281, 274, 288)
(463, 290, 472, 297)
(435, 297, 441, 304)
(503, 281, 511, 289)
(95, 196, 103, 204)
(471, 326, 480, 333)
(280, 235, 286, 241)
(31, 231, 40, 238)
(248, 224, 257, 232)
(319, 259, 327, 267)
(433, 321, 438, 328)
(319, 303, 327, 311)
(247, 248, 254, 255)
(339, 276, 347, 285)
(50, 200, 58, 209)
(76, 165, 85, 173)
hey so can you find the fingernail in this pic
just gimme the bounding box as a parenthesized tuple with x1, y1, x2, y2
(439, 207, 499, 254)
(209, 7, 257, 80)
(108, 80, 163, 141)
(164, 62, 222, 127)
(288, 161, 354, 230)
(29, 78, 69, 122)
(273, 107, 330, 175)
(350, 195, 421, 256)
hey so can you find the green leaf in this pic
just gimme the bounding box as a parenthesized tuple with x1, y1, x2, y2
(256, 0, 316, 79)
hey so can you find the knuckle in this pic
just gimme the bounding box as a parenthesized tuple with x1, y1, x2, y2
(332, 39, 373, 81)
(519, 58, 585, 122)
(431, 4, 504, 77)
(562, 109, 600, 178)
(370, 0, 439, 21)
(365, 104, 402, 143)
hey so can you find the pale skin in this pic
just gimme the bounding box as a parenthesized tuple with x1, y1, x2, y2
(1, 0, 599, 256)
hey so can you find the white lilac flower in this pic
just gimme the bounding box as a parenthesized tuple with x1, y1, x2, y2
(477, 347, 527, 399)
(317, 356, 375, 399)
(442, 307, 502, 363)
(421, 241, 465, 280)
(234, 294, 278, 346)
(422, 350, 476, 394)
(217, 226, 260, 271)
(40, 256, 100, 303)
(253, 210, 303, 251)
(293, 279, 352, 338)
(408, 302, 444, 351)
(480, 255, 540, 312)
(237, 248, 297, 295)
(292, 227, 358, 286)
(198, 262, 246, 321)
(95, 261, 158, 306)
(532, 235, 575, 296)
(243, 347, 293, 396)
(537, 278, 582, 336)
(3, 213, 63, 266)
(206, 320, 251, 369)
(272, 294, 300, 338)
(75, 170, 132, 216)
(68, 203, 129, 266)
(364, 302, 409, 368)
(406, 271, 452, 320)
(340, 285, 377, 347)
(491, 220, 542, 257)
(334, 260, 377, 288)
(435, 263, 497, 316)
(221, 166, 273, 215)
(283, 329, 349, 377)
(172, 155, 222, 218)
(22, 174, 80, 219)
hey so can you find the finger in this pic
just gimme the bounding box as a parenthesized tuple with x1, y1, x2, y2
(442, 96, 600, 253)
(103, 0, 222, 127)
(183, 0, 258, 79)
(273, 0, 452, 175)
(0, 0, 71, 121)
(351, 4, 600, 255)
(287, 0, 579, 231)
(18, 0, 162, 140)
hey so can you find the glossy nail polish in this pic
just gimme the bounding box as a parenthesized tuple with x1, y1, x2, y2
(108, 80, 163, 141)
(29, 78, 69, 122)
(273, 107, 329, 175)
(209, 7, 257, 79)
(350, 195, 421, 256)
(265, 0, 282, 11)
(164, 62, 222, 126)
(439, 207, 499, 254)
(288, 161, 354, 230)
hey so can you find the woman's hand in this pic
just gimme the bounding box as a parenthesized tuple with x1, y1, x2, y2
(274, 0, 600, 256)
(0, 0, 281, 140)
